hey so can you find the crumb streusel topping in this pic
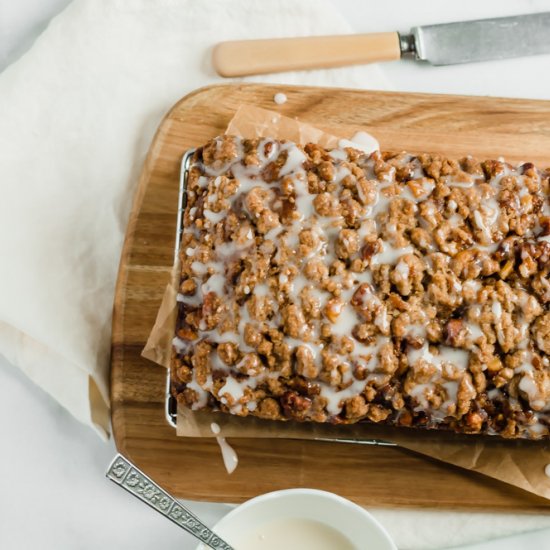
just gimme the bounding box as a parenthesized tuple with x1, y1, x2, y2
(171, 135, 550, 439)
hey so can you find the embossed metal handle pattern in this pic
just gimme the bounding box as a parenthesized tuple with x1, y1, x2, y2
(106, 454, 234, 550)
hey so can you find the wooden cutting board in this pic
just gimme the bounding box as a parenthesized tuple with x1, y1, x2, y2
(111, 83, 550, 511)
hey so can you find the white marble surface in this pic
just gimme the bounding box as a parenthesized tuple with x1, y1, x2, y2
(2, 1, 550, 549)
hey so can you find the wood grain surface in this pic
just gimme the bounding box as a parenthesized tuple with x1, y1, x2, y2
(111, 84, 550, 511)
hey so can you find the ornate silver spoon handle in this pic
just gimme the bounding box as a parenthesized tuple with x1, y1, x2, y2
(106, 454, 234, 550)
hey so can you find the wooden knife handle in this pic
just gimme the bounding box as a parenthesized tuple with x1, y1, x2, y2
(212, 32, 400, 77)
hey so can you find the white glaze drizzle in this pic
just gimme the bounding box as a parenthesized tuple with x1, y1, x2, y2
(405, 343, 470, 420)
(210, 422, 239, 474)
(338, 130, 379, 156)
(273, 92, 287, 105)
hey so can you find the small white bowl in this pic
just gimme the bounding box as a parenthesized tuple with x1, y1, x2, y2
(197, 488, 396, 549)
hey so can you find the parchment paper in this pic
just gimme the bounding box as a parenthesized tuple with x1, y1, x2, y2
(143, 105, 550, 502)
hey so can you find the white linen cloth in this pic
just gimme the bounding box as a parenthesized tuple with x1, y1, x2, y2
(0, 0, 389, 438)
(3, 1, 550, 548)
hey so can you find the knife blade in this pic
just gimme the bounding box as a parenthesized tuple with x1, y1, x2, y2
(404, 12, 550, 65)
(213, 12, 550, 77)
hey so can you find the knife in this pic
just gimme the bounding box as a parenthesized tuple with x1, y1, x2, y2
(213, 12, 550, 77)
